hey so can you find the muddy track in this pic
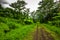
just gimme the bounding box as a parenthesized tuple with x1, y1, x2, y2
(33, 27, 54, 40)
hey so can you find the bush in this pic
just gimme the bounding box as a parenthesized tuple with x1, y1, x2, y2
(24, 21, 32, 25)
(8, 23, 18, 29)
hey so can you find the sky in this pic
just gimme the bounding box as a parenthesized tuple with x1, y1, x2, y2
(0, 0, 41, 12)
(8, 0, 42, 12)
(0, 0, 59, 12)
(25, 0, 42, 12)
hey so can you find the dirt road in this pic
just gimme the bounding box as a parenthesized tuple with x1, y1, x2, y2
(33, 27, 54, 40)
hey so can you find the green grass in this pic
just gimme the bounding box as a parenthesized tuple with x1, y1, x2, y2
(0, 17, 36, 40)
(44, 24, 60, 34)
(43, 24, 60, 40)
(0, 17, 60, 40)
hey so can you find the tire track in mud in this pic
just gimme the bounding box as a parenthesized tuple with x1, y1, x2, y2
(33, 27, 54, 40)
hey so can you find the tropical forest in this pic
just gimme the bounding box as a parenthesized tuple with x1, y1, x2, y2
(0, 0, 60, 40)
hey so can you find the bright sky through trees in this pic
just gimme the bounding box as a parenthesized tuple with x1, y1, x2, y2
(0, 0, 41, 12)
(25, 0, 42, 12)
(0, 0, 59, 12)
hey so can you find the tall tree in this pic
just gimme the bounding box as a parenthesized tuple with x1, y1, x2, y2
(10, 0, 27, 12)
(10, 0, 27, 19)
(37, 0, 59, 23)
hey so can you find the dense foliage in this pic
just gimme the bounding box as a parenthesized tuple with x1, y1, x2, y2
(35, 0, 60, 23)
(0, 0, 32, 24)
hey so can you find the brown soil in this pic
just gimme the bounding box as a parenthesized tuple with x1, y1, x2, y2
(33, 27, 54, 40)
